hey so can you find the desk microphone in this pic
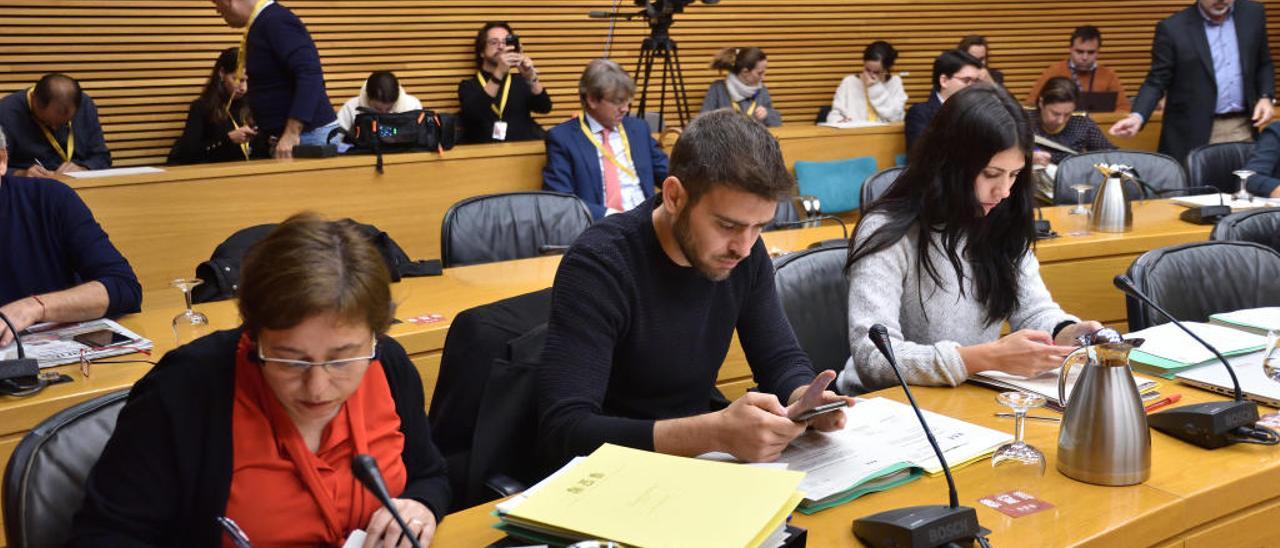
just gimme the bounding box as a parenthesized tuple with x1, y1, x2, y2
(1112, 275, 1276, 449)
(0, 312, 39, 382)
(852, 324, 990, 548)
(352, 454, 424, 548)
(1034, 207, 1054, 240)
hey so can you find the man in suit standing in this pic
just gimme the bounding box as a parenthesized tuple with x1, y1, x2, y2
(542, 59, 669, 220)
(1110, 0, 1274, 163)
(904, 50, 982, 152)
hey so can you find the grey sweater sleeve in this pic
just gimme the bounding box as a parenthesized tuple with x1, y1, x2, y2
(1007, 252, 1079, 334)
(838, 219, 968, 393)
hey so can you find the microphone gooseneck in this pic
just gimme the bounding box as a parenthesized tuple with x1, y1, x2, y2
(352, 454, 424, 548)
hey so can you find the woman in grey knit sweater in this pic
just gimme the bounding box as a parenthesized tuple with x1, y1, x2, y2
(700, 47, 782, 127)
(838, 84, 1101, 394)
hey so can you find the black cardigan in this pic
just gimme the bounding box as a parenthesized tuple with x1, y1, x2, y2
(69, 329, 451, 547)
(166, 99, 255, 165)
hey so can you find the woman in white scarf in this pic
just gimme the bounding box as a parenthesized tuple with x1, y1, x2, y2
(699, 47, 782, 127)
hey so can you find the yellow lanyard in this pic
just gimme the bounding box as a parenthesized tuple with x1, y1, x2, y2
(864, 91, 879, 123)
(477, 72, 512, 118)
(27, 88, 72, 164)
(578, 113, 637, 180)
(731, 98, 758, 118)
(234, 0, 272, 79)
(225, 102, 250, 160)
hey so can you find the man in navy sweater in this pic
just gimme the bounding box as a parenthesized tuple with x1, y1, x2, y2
(0, 128, 141, 345)
(542, 59, 668, 220)
(212, 0, 339, 159)
(0, 73, 111, 177)
(537, 110, 855, 469)
(904, 49, 982, 152)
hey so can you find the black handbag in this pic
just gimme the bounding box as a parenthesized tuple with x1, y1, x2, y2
(335, 108, 457, 173)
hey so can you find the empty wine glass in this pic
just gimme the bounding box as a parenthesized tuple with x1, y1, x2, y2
(1233, 169, 1255, 203)
(172, 278, 211, 345)
(992, 391, 1047, 489)
(1067, 183, 1093, 236)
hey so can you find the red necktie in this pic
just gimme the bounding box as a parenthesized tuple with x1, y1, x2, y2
(600, 127, 623, 212)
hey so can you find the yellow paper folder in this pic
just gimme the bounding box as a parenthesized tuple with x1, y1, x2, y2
(504, 444, 805, 547)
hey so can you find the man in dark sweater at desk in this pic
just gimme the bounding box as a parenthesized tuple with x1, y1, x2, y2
(457, 22, 553, 144)
(0, 73, 111, 177)
(537, 110, 854, 469)
(0, 128, 140, 346)
(212, 0, 339, 159)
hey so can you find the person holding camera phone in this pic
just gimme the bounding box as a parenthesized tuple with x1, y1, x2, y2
(457, 22, 553, 144)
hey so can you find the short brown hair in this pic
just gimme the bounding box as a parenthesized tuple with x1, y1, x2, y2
(710, 47, 766, 74)
(669, 109, 792, 205)
(238, 212, 394, 336)
(1038, 76, 1079, 107)
(578, 58, 635, 105)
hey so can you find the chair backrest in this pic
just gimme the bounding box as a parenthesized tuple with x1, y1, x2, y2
(860, 166, 906, 214)
(1053, 150, 1188, 205)
(764, 198, 801, 232)
(428, 288, 552, 511)
(794, 156, 878, 215)
(3, 390, 130, 548)
(1187, 141, 1255, 194)
(1211, 209, 1280, 253)
(440, 191, 593, 268)
(773, 243, 852, 379)
(1123, 241, 1280, 331)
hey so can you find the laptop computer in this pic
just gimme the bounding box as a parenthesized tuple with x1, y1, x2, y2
(1078, 91, 1119, 113)
(1176, 350, 1280, 407)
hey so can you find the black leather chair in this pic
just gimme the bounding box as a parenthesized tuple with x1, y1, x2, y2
(428, 289, 552, 511)
(764, 198, 801, 232)
(3, 390, 129, 548)
(1123, 241, 1280, 331)
(860, 166, 905, 213)
(1187, 141, 1255, 194)
(1210, 209, 1280, 253)
(1053, 150, 1189, 205)
(773, 243, 855, 389)
(440, 191, 593, 268)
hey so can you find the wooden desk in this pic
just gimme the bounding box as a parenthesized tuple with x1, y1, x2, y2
(67, 115, 1162, 310)
(431, 377, 1280, 547)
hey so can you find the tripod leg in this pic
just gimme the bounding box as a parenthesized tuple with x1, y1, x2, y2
(669, 41, 691, 127)
(635, 39, 657, 117)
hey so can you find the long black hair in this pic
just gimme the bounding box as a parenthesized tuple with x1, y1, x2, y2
(195, 47, 246, 127)
(847, 83, 1036, 325)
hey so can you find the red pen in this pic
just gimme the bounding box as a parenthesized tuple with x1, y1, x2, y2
(1145, 393, 1182, 413)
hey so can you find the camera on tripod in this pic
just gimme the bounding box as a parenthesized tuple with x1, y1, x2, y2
(635, 0, 720, 18)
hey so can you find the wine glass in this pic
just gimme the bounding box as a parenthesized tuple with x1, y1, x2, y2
(1067, 183, 1093, 236)
(1263, 330, 1279, 384)
(992, 391, 1047, 489)
(1233, 169, 1255, 203)
(172, 278, 211, 345)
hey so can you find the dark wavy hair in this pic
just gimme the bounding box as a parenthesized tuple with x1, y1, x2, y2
(846, 83, 1035, 325)
(862, 41, 898, 71)
(195, 47, 246, 127)
(474, 22, 516, 69)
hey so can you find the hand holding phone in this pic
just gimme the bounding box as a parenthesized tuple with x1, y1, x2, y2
(791, 400, 850, 422)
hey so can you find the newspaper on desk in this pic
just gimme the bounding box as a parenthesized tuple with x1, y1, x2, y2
(0, 318, 152, 368)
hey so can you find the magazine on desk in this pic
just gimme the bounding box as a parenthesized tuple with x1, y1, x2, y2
(703, 397, 1011, 513)
(0, 318, 152, 368)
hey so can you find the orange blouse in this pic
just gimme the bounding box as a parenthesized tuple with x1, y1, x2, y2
(223, 334, 407, 546)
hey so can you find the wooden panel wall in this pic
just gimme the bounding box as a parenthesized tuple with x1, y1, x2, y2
(1, 0, 1277, 167)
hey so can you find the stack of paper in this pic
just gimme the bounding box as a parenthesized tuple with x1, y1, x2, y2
(972, 367, 1157, 411)
(0, 318, 152, 368)
(1124, 321, 1268, 378)
(496, 444, 804, 547)
(701, 398, 1010, 514)
(1209, 307, 1280, 335)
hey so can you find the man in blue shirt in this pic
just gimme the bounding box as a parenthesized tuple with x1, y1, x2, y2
(0, 127, 141, 346)
(1110, 0, 1274, 163)
(542, 59, 668, 220)
(0, 73, 111, 177)
(212, 0, 339, 159)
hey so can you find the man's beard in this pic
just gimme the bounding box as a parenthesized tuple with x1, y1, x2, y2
(672, 208, 743, 282)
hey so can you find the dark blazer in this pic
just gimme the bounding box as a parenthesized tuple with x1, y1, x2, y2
(1132, 0, 1275, 163)
(70, 329, 451, 547)
(166, 98, 255, 165)
(1245, 122, 1280, 196)
(541, 115, 669, 220)
(904, 93, 942, 152)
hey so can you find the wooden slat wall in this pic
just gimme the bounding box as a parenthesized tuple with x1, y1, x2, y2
(1, 0, 1277, 167)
